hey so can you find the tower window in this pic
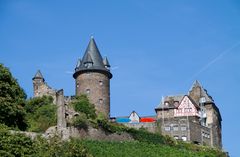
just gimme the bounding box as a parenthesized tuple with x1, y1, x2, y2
(173, 125, 179, 131)
(164, 125, 171, 131)
(77, 82, 79, 88)
(84, 63, 93, 68)
(86, 89, 90, 94)
(181, 126, 187, 131)
(99, 99, 103, 104)
(99, 81, 103, 86)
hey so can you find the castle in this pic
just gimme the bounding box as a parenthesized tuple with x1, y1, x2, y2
(32, 37, 222, 149)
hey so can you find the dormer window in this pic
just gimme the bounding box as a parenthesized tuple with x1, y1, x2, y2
(84, 62, 93, 68)
(105, 65, 110, 70)
(165, 102, 169, 106)
(83, 53, 93, 68)
(174, 101, 179, 107)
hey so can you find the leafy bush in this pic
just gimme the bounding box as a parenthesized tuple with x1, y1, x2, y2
(25, 96, 57, 132)
(33, 137, 92, 157)
(0, 126, 92, 157)
(0, 125, 36, 156)
(73, 113, 88, 130)
(71, 95, 96, 119)
(25, 95, 53, 113)
(97, 119, 126, 134)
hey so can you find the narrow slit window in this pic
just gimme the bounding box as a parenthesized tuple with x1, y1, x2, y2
(86, 89, 90, 94)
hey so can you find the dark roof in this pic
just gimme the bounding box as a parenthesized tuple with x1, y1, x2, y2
(155, 95, 201, 112)
(103, 57, 110, 67)
(32, 70, 44, 81)
(84, 53, 93, 64)
(155, 95, 184, 110)
(73, 37, 112, 79)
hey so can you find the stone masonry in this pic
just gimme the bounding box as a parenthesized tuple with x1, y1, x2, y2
(75, 72, 110, 117)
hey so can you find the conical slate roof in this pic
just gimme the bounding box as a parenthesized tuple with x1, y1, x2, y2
(32, 70, 45, 81)
(73, 37, 112, 79)
(103, 57, 110, 67)
(84, 53, 93, 63)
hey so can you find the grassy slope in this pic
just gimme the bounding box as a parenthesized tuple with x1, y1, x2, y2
(81, 140, 223, 157)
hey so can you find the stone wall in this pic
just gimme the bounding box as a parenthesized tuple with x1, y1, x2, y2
(189, 120, 211, 145)
(44, 125, 133, 142)
(158, 117, 189, 141)
(156, 109, 174, 119)
(205, 103, 222, 148)
(33, 79, 57, 104)
(122, 122, 157, 133)
(75, 72, 110, 118)
(158, 116, 210, 145)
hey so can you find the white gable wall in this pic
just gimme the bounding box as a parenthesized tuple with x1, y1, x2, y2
(174, 96, 200, 117)
(129, 111, 140, 123)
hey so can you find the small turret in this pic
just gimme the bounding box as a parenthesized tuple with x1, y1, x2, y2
(103, 57, 110, 69)
(83, 53, 93, 68)
(75, 59, 81, 71)
(32, 70, 45, 97)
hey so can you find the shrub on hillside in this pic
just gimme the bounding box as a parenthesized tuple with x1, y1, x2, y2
(71, 95, 96, 119)
(73, 113, 88, 130)
(25, 96, 57, 132)
(0, 125, 92, 157)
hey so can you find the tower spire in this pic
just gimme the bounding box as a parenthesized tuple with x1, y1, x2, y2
(32, 70, 44, 82)
(73, 37, 112, 79)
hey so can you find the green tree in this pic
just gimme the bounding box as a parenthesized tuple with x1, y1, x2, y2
(0, 64, 27, 130)
(72, 95, 96, 119)
(25, 96, 57, 132)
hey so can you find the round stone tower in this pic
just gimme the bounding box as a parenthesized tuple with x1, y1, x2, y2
(73, 37, 112, 118)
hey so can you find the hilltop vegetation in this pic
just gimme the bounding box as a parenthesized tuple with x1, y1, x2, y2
(0, 63, 227, 157)
(25, 96, 57, 132)
(0, 123, 226, 157)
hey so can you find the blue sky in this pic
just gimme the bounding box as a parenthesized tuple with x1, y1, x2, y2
(1, 0, 240, 156)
